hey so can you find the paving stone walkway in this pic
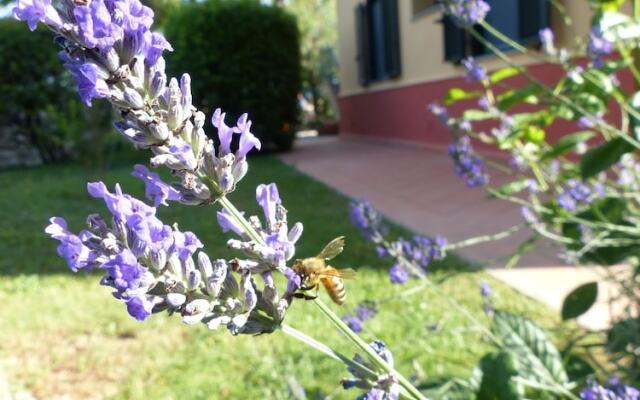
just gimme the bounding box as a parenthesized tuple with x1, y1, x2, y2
(278, 136, 627, 330)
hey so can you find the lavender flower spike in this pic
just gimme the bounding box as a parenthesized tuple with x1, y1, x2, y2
(342, 340, 401, 400)
(12, 0, 62, 31)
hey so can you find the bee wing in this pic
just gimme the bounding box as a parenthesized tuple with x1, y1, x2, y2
(317, 267, 357, 280)
(316, 236, 345, 260)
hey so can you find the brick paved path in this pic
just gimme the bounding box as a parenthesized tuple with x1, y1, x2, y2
(278, 136, 626, 330)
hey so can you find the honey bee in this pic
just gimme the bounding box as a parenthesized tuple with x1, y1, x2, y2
(292, 236, 357, 305)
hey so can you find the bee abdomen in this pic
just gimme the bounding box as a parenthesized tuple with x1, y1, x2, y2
(322, 277, 346, 305)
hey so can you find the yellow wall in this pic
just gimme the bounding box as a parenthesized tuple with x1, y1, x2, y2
(337, 0, 597, 97)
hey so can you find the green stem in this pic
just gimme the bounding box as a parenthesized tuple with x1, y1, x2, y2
(281, 324, 379, 381)
(443, 224, 523, 252)
(313, 299, 429, 400)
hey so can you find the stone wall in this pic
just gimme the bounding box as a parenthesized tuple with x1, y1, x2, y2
(0, 125, 42, 169)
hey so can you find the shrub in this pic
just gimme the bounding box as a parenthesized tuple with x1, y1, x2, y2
(0, 18, 115, 165)
(165, 0, 301, 151)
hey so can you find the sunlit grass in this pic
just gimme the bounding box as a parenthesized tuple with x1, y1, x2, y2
(0, 156, 564, 399)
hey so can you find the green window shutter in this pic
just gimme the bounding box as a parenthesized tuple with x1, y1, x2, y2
(382, 0, 401, 78)
(355, 3, 371, 86)
(518, 0, 550, 44)
(442, 15, 466, 62)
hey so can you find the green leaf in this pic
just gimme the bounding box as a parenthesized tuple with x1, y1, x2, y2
(580, 137, 635, 179)
(462, 109, 494, 121)
(490, 66, 522, 84)
(541, 131, 595, 161)
(561, 282, 598, 321)
(477, 351, 523, 400)
(497, 85, 542, 110)
(444, 88, 482, 105)
(491, 311, 568, 386)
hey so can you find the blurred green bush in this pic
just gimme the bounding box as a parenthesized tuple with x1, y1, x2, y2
(165, 0, 301, 151)
(0, 19, 115, 165)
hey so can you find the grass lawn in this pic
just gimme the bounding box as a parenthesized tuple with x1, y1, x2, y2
(0, 155, 567, 399)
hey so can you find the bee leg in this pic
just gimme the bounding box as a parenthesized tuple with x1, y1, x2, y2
(300, 283, 317, 291)
(293, 293, 318, 301)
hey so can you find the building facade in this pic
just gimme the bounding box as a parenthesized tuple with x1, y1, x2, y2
(336, 0, 600, 150)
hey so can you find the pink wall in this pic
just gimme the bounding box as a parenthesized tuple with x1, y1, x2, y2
(338, 61, 632, 153)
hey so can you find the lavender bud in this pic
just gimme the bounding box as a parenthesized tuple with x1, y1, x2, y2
(187, 269, 202, 291)
(207, 259, 228, 297)
(220, 169, 234, 192)
(194, 111, 206, 129)
(232, 159, 248, 183)
(103, 48, 121, 72)
(198, 252, 213, 278)
(167, 254, 182, 276)
(183, 256, 195, 275)
(149, 249, 167, 271)
(166, 293, 186, 308)
(168, 104, 183, 130)
(180, 73, 192, 108)
(148, 122, 169, 141)
(288, 222, 303, 243)
(149, 71, 166, 99)
(123, 88, 145, 109)
(87, 213, 107, 232)
(131, 56, 145, 80)
(207, 315, 231, 331)
(182, 299, 211, 325)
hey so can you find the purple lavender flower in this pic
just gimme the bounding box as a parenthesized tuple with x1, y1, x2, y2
(462, 57, 487, 81)
(578, 113, 603, 129)
(557, 179, 593, 211)
(257, 183, 280, 228)
(236, 113, 262, 159)
(172, 227, 203, 261)
(580, 376, 640, 400)
(74, 0, 124, 51)
(12, 0, 62, 31)
(103, 248, 150, 292)
(343, 315, 364, 333)
(132, 165, 182, 206)
(478, 96, 491, 111)
(217, 208, 247, 237)
(113, 0, 154, 34)
(448, 136, 487, 187)
(441, 0, 491, 27)
(342, 302, 377, 332)
(143, 31, 173, 67)
(539, 27, 555, 54)
(349, 199, 384, 243)
(45, 217, 97, 272)
(428, 102, 449, 124)
(87, 181, 155, 221)
(389, 264, 409, 284)
(588, 27, 613, 68)
(480, 280, 492, 298)
(126, 295, 155, 321)
(61, 56, 110, 107)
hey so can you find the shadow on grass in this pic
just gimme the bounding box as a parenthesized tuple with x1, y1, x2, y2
(0, 155, 476, 277)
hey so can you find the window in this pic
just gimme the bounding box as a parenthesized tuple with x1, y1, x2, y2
(412, 0, 436, 16)
(442, 0, 550, 62)
(355, 0, 401, 86)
